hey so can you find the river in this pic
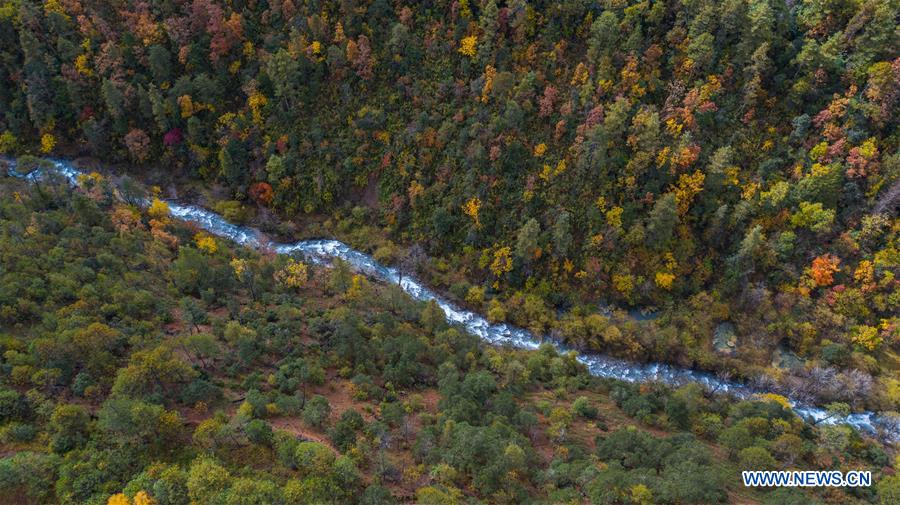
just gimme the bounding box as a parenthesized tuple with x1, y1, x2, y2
(4, 157, 896, 441)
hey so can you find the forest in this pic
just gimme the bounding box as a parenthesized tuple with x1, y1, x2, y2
(0, 0, 897, 503)
(0, 156, 897, 504)
(2, 0, 897, 413)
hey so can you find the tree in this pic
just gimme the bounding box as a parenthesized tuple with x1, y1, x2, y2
(728, 225, 767, 282)
(124, 129, 151, 162)
(420, 300, 447, 334)
(0, 131, 17, 154)
(97, 398, 182, 454)
(588, 11, 619, 62)
(180, 297, 209, 334)
(275, 258, 309, 289)
(489, 246, 513, 281)
(40, 133, 55, 153)
(107, 494, 129, 505)
(719, 424, 753, 458)
(350, 35, 374, 80)
(878, 475, 900, 505)
(572, 397, 598, 419)
(224, 477, 281, 505)
(49, 404, 89, 454)
(148, 198, 170, 219)
(462, 196, 481, 228)
(293, 441, 335, 478)
(148, 45, 172, 84)
(112, 345, 196, 400)
(329, 409, 364, 451)
(219, 139, 248, 188)
(646, 194, 678, 249)
(618, 483, 649, 505)
(552, 211, 572, 257)
(187, 457, 231, 505)
(791, 201, 835, 234)
(810, 254, 840, 287)
(249, 182, 273, 206)
(302, 395, 331, 428)
(245, 419, 273, 446)
(0, 452, 60, 503)
(738, 446, 777, 471)
(458, 36, 477, 58)
(327, 259, 352, 294)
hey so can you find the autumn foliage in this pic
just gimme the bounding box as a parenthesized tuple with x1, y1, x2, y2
(0, 0, 897, 454)
(248, 181, 273, 206)
(811, 254, 841, 287)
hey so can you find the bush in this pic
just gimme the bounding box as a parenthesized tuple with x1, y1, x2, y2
(0, 389, 28, 422)
(738, 446, 777, 471)
(274, 431, 300, 469)
(329, 410, 365, 452)
(245, 419, 274, 446)
(692, 413, 724, 440)
(274, 394, 303, 416)
(302, 395, 331, 428)
(0, 452, 60, 503)
(293, 442, 335, 478)
(719, 424, 753, 458)
(1, 422, 36, 443)
(180, 379, 223, 406)
(572, 397, 598, 419)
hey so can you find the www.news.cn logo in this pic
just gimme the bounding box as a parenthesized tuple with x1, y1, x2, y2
(742, 470, 872, 487)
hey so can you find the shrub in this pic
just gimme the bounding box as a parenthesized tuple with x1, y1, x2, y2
(738, 446, 777, 471)
(572, 396, 598, 419)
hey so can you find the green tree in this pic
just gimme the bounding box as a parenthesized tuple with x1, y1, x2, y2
(738, 446, 777, 471)
(515, 218, 540, 263)
(646, 194, 678, 249)
(187, 457, 232, 504)
(48, 404, 90, 454)
(302, 395, 331, 428)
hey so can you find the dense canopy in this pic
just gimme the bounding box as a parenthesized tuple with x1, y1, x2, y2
(0, 0, 898, 503)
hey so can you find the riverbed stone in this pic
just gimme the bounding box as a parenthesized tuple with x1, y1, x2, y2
(771, 345, 804, 370)
(713, 322, 737, 355)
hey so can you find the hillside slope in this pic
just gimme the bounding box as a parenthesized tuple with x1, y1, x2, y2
(0, 0, 897, 437)
(0, 168, 898, 503)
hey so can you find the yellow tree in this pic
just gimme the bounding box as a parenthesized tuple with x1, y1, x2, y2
(672, 170, 705, 215)
(481, 65, 495, 102)
(346, 274, 369, 300)
(231, 258, 257, 299)
(605, 206, 623, 229)
(459, 35, 477, 58)
(178, 95, 195, 118)
(275, 258, 309, 289)
(613, 272, 634, 299)
(654, 272, 675, 290)
(194, 233, 218, 254)
(133, 491, 155, 505)
(758, 393, 791, 409)
(852, 325, 881, 351)
(463, 196, 482, 228)
(107, 494, 130, 505)
(247, 91, 267, 126)
(490, 246, 513, 288)
(40, 133, 56, 153)
(148, 198, 170, 219)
